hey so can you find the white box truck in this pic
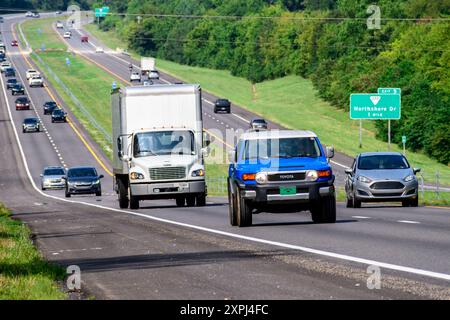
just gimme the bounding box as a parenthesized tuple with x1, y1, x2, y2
(112, 84, 209, 209)
(141, 57, 155, 76)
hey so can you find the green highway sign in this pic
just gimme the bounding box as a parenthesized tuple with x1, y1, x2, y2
(95, 7, 109, 17)
(350, 93, 401, 119)
(378, 88, 401, 95)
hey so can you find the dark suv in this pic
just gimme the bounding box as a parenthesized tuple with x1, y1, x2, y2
(11, 83, 25, 95)
(214, 98, 231, 113)
(64, 166, 104, 197)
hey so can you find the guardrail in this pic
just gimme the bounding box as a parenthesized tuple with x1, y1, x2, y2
(31, 52, 112, 142)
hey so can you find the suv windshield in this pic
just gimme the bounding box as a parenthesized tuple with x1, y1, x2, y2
(68, 168, 97, 177)
(44, 168, 65, 175)
(24, 118, 37, 124)
(133, 130, 195, 157)
(243, 137, 321, 160)
(358, 155, 410, 170)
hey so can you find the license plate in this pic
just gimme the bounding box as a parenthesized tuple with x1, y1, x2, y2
(280, 186, 296, 195)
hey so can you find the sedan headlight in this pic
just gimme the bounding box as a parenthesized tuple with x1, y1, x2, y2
(305, 170, 318, 182)
(255, 172, 268, 184)
(404, 175, 415, 182)
(357, 176, 372, 183)
(191, 169, 205, 177)
(93, 179, 100, 184)
(130, 172, 144, 180)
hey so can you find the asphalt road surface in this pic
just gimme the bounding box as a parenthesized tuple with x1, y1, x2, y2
(0, 13, 449, 299)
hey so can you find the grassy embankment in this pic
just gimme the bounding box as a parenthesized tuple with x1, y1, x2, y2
(0, 204, 66, 299)
(85, 24, 450, 189)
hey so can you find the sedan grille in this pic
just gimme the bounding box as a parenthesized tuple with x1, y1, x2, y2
(370, 181, 404, 190)
(149, 167, 186, 180)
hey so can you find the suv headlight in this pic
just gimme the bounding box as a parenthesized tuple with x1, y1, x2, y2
(357, 176, 372, 183)
(255, 172, 268, 184)
(130, 172, 144, 180)
(191, 169, 204, 177)
(305, 170, 318, 181)
(404, 175, 415, 182)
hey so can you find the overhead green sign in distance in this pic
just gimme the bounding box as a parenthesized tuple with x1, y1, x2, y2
(378, 88, 401, 95)
(350, 93, 401, 120)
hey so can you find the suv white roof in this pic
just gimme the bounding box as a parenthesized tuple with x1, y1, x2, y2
(240, 130, 317, 140)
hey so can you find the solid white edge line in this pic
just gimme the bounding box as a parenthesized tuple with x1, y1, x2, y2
(398, 220, 420, 224)
(2, 75, 450, 282)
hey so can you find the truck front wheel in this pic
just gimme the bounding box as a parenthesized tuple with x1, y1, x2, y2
(186, 196, 196, 207)
(196, 193, 206, 207)
(311, 195, 336, 223)
(236, 188, 252, 227)
(176, 197, 185, 207)
(117, 178, 129, 209)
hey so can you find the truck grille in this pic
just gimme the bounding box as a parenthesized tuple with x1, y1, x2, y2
(370, 181, 404, 190)
(149, 167, 186, 180)
(267, 172, 305, 182)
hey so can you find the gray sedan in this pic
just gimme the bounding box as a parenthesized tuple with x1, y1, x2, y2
(345, 152, 420, 208)
(40, 166, 66, 190)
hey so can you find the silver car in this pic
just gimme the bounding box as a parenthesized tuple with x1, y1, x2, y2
(40, 166, 66, 190)
(22, 117, 41, 133)
(345, 152, 420, 208)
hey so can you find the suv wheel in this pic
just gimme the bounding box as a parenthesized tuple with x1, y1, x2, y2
(410, 195, 419, 207)
(346, 195, 353, 208)
(311, 195, 336, 223)
(236, 188, 252, 227)
(213, 107, 217, 113)
(227, 180, 238, 226)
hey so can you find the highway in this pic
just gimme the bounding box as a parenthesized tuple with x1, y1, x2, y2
(0, 13, 449, 299)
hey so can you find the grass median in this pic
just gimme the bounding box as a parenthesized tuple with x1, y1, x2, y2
(0, 204, 66, 299)
(85, 24, 450, 188)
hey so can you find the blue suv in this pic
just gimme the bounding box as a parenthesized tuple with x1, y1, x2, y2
(227, 130, 336, 227)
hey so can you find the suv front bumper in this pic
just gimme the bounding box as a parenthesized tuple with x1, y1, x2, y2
(237, 179, 335, 204)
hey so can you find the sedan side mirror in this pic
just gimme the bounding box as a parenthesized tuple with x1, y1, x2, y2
(99, 174, 104, 179)
(326, 146, 335, 159)
(413, 168, 421, 174)
(228, 150, 236, 163)
(345, 168, 353, 175)
(39, 174, 43, 177)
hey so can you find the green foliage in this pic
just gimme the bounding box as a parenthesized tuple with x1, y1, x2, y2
(95, 0, 449, 164)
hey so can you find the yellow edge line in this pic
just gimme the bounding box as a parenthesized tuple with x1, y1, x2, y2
(12, 22, 113, 176)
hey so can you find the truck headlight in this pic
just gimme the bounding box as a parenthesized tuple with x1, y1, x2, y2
(255, 172, 268, 184)
(130, 172, 144, 180)
(305, 170, 318, 181)
(357, 176, 372, 183)
(404, 175, 415, 182)
(191, 169, 204, 177)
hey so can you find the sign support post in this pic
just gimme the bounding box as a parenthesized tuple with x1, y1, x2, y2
(359, 119, 362, 148)
(388, 120, 391, 151)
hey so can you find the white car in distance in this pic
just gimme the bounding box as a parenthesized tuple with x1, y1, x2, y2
(26, 69, 39, 80)
(95, 47, 104, 53)
(0, 61, 12, 72)
(63, 31, 71, 39)
(56, 21, 64, 28)
(29, 75, 44, 87)
(149, 70, 159, 80)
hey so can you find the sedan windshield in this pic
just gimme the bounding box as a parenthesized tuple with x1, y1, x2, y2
(68, 168, 97, 177)
(243, 137, 321, 160)
(358, 155, 410, 170)
(133, 130, 195, 157)
(24, 118, 37, 124)
(44, 168, 65, 175)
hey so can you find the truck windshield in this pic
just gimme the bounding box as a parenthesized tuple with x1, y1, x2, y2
(243, 137, 321, 160)
(133, 130, 195, 157)
(358, 155, 410, 170)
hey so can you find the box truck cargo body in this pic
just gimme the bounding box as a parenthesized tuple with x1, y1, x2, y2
(112, 84, 208, 209)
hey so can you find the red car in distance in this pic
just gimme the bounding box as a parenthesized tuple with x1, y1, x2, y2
(15, 97, 30, 110)
(11, 40, 18, 46)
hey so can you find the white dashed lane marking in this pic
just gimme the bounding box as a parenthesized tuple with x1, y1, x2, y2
(397, 220, 420, 224)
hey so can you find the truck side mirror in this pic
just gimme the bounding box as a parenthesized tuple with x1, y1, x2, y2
(326, 146, 335, 159)
(413, 168, 421, 174)
(228, 150, 236, 163)
(203, 132, 211, 147)
(201, 147, 210, 157)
